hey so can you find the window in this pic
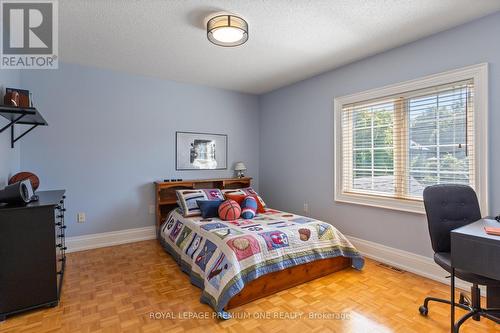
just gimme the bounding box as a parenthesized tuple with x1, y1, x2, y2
(334, 64, 488, 213)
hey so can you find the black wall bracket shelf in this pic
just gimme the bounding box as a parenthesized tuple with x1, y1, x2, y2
(0, 105, 47, 148)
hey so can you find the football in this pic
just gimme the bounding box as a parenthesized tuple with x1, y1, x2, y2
(9, 172, 40, 190)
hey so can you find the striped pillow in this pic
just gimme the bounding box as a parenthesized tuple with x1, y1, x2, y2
(176, 189, 224, 217)
(240, 196, 258, 219)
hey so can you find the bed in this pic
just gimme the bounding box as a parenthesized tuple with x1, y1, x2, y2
(158, 205, 364, 317)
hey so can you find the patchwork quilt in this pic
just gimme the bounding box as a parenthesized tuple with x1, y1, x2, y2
(159, 208, 364, 316)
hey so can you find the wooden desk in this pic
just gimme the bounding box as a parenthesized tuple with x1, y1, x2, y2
(451, 219, 500, 325)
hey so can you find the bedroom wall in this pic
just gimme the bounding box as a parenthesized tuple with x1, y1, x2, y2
(0, 70, 21, 187)
(259, 11, 500, 257)
(19, 63, 259, 237)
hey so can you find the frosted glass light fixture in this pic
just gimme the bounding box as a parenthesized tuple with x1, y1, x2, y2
(207, 14, 248, 47)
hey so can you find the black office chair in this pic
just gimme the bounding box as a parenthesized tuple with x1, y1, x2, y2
(419, 184, 500, 332)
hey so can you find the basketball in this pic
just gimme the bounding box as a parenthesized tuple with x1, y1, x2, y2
(240, 196, 257, 219)
(9, 172, 40, 190)
(218, 199, 241, 220)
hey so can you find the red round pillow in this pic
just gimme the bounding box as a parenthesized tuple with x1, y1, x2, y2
(9, 171, 40, 190)
(218, 199, 241, 221)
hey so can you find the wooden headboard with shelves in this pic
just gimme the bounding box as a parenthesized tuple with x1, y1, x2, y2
(154, 177, 252, 233)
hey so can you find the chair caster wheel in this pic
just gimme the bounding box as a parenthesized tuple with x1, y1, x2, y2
(419, 305, 428, 316)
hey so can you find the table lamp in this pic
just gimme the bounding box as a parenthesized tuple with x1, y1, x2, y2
(234, 162, 247, 178)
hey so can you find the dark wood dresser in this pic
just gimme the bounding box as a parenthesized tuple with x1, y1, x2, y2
(0, 190, 66, 321)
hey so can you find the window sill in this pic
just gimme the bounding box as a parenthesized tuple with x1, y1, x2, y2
(334, 191, 425, 214)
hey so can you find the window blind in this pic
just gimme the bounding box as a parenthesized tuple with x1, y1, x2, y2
(340, 79, 475, 201)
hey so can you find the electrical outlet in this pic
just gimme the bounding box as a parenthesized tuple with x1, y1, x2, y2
(77, 212, 86, 223)
(149, 205, 155, 215)
(303, 202, 309, 214)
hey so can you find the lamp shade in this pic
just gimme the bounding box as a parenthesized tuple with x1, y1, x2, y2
(207, 14, 248, 47)
(234, 162, 247, 171)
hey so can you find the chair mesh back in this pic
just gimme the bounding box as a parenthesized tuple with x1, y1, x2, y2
(423, 184, 481, 253)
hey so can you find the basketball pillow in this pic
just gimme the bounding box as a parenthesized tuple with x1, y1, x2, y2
(240, 196, 257, 219)
(218, 200, 241, 221)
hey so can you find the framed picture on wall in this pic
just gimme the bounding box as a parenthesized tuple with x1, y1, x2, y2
(176, 131, 228, 170)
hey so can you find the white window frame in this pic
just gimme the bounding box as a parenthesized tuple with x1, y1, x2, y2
(334, 63, 489, 214)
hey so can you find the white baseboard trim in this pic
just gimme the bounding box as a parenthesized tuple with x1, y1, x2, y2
(347, 235, 483, 293)
(66, 226, 156, 253)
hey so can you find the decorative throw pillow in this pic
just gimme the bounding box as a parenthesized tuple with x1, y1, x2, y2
(240, 196, 257, 219)
(241, 188, 267, 210)
(176, 200, 183, 214)
(226, 192, 264, 214)
(222, 187, 267, 212)
(250, 194, 266, 214)
(196, 199, 223, 218)
(176, 189, 224, 217)
(218, 200, 241, 220)
(221, 189, 247, 196)
(224, 193, 246, 205)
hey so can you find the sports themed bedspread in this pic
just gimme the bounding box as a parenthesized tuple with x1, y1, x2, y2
(159, 208, 364, 316)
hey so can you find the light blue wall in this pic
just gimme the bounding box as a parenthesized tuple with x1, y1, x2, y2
(0, 70, 21, 187)
(19, 63, 260, 237)
(11, 11, 500, 256)
(259, 12, 500, 257)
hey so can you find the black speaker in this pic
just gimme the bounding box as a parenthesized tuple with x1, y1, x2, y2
(0, 180, 34, 204)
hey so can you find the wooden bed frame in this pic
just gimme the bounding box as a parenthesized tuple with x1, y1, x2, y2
(154, 178, 352, 309)
(225, 256, 351, 309)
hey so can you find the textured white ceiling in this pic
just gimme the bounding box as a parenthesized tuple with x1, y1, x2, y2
(60, 0, 500, 94)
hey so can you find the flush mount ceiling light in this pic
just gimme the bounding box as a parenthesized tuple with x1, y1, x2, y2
(206, 13, 248, 47)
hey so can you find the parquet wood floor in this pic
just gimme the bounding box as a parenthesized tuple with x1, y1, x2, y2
(0, 240, 497, 333)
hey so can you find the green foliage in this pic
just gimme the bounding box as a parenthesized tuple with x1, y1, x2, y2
(353, 95, 469, 188)
(409, 97, 469, 186)
(353, 108, 394, 177)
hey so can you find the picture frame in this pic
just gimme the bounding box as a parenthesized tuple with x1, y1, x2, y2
(4, 87, 30, 107)
(176, 131, 228, 170)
